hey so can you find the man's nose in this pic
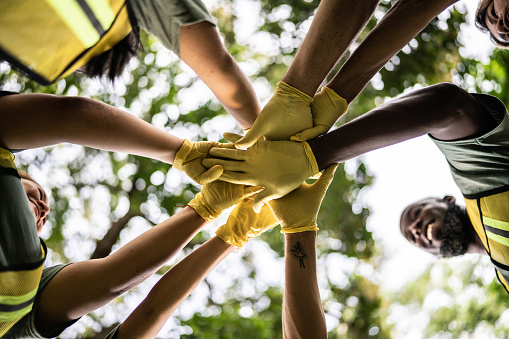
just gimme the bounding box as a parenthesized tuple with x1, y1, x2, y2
(410, 221, 421, 238)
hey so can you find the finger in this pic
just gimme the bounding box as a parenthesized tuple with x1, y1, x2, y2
(244, 185, 265, 197)
(290, 125, 328, 142)
(218, 171, 252, 185)
(202, 158, 246, 172)
(223, 132, 243, 143)
(196, 165, 223, 184)
(234, 124, 265, 149)
(208, 147, 248, 161)
(252, 189, 279, 213)
(313, 163, 338, 190)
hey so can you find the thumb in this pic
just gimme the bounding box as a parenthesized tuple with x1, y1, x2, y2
(244, 185, 265, 198)
(196, 165, 223, 184)
(223, 132, 243, 143)
(252, 188, 277, 213)
(291, 125, 329, 142)
(312, 163, 338, 191)
(234, 124, 265, 149)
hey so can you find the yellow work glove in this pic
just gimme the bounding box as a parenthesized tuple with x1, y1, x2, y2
(202, 133, 319, 213)
(234, 81, 313, 149)
(269, 164, 338, 233)
(173, 139, 224, 184)
(291, 87, 348, 142)
(216, 198, 278, 248)
(188, 181, 264, 223)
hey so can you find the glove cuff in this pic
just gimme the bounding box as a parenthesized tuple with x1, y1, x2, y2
(188, 194, 218, 223)
(281, 224, 319, 234)
(278, 81, 313, 103)
(215, 225, 248, 248)
(319, 87, 348, 114)
(302, 142, 319, 176)
(173, 139, 192, 171)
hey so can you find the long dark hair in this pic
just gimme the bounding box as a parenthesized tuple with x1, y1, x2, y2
(81, 26, 141, 81)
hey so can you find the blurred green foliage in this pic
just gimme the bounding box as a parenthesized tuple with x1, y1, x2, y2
(2, 0, 508, 337)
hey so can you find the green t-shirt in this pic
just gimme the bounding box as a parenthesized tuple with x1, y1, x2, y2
(127, 0, 216, 57)
(0, 148, 42, 268)
(431, 93, 509, 196)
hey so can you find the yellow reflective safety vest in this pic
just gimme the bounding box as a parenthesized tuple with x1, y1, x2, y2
(0, 243, 46, 337)
(464, 188, 509, 293)
(0, 0, 132, 85)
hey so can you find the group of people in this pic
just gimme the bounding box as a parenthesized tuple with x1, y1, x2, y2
(1, 0, 509, 337)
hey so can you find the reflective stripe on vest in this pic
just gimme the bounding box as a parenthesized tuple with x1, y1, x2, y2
(465, 190, 509, 293)
(0, 243, 46, 336)
(0, 0, 131, 85)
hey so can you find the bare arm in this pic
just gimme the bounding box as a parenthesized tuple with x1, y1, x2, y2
(283, 231, 326, 339)
(115, 236, 234, 338)
(0, 93, 184, 163)
(308, 83, 498, 170)
(328, 0, 458, 103)
(282, 0, 380, 97)
(180, 21, 260, 129)
(34, 207, 207, 330)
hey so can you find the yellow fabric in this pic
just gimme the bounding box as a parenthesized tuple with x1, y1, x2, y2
(188, 182, 263, 223)
(206, 133, 320, 213)
(292, 87, 348, 142)
(215, 199, 278, 248)
(173, 139, 225, 185)
(0, 148, 15, 169)
(0, 0, 131, 85)
(234, 81, 313, 149)
(464, 191, 509, 292)
(269, 164, 337, 233)
(0, 244, 45, 337)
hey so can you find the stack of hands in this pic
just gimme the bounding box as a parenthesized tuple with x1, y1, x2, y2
(175, 82, 348, 242)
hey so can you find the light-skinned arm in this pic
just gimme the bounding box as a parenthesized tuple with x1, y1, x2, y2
(180, 21, 260, 130)
(32, 181, 261, 332)
(110, 195, 278, 338)
(0, 93, 225, 184)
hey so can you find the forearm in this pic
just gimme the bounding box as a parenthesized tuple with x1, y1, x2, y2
(308, 83, 495, 170)
(34, 207, 208, 326)
(116, 236, 234, 339)
(282, 0, 380, 97)
(104, 207, 208, 293)
(0, 94, 184, 163)
(283, 231, 326, 339)
(328, 0, 457, 103)
(180, 22, 260, 129)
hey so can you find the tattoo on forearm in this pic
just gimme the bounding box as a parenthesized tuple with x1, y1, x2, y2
(290, 242, 308, 269)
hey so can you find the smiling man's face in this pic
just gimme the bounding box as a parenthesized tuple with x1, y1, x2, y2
(399, 196, 471, 257)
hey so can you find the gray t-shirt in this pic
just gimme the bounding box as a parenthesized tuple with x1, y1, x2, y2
(127, 0, 216, 56)
(431, 93, 509, 197)
(3, 264, 78, 339)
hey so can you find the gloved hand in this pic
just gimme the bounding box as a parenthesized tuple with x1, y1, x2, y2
(173, 139, 224, 184)
(216, 198, 278, 247)
(234, 81, 313, 149)
(188, 181, 264, 223)
(291, 87, 348, 142)
(269, 164, 338, 233)
(202, 133, 319, 213)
